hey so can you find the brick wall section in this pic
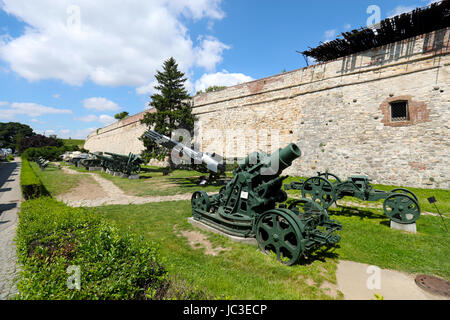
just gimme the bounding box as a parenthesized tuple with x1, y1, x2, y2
(84, 28, 449, 189)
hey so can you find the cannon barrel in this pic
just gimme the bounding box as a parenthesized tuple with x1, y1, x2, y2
(269, 143, 302, 173)
(238, 143, 301, 176)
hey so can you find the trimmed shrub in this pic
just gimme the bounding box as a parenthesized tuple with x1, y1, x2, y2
(15, 198, 170, 300)
(21, 145, 79, 161)
(20, 158, 47, 199)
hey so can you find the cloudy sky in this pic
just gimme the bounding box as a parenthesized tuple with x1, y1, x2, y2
(0, 0, 438, 139)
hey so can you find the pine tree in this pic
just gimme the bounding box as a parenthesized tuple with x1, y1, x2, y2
(140, 57, 196, 165)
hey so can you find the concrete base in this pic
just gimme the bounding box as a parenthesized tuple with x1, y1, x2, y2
(390, 221, 417, 233)
(89, 167, 102, 171)
(188, 217, 258, 246)
(128, 174, 140, 180)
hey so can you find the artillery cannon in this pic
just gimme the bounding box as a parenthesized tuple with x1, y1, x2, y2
(285, 170, 420, 224)
(36, 157, 50, 170)
(191, 144, 342, 265)
(79, 152, 143, 175)
(143, 129, 226, 183)
(104, 152, 144, 175)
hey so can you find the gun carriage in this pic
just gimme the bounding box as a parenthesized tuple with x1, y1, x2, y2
(191, 144, 342, 265)
(285, 170, 420, 224)
(79, 152, 143, 175)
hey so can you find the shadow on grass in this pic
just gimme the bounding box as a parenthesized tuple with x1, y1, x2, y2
(169, 176, 230, 187)
(298, 246, 340, 265)
(329, 206, 386, 220)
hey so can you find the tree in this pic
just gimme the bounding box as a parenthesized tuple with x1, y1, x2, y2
(18, 134, 63, 154)
(0, 122, 35, 152)
(140, 57, 196, 167)
(195, 85, 227, 95)
(114, 111, 129, 120)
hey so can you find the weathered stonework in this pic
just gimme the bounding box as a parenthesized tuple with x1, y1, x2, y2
(84, 27, 450, 189)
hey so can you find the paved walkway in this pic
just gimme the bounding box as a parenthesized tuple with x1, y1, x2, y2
(0, 158, 21, 299)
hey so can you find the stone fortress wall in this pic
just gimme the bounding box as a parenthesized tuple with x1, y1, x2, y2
(85, 27, 450, 189)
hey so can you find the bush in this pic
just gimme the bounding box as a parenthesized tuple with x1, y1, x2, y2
(15, 198, 184, 300)
(6, 154, 14, 161)
(20, 158, 47, 200)
(21, 145, 79, 161)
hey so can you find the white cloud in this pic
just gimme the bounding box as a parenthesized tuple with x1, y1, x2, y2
(387, 5, 416, 18)
(1, 102, 72, 118)
(82, 97, 120, 112)
(98, 114, 116, 125)
(195, 35, 230, 71)
(194, 70, 254, 93)
(343, 24, 352, 31)
(52, 94, 60, 99)
(0, 0, 228, 88)
(0, 101, 9, 107)
(71, 127, 96, 139)
(324, 29, 338, 42)
(76, 114, 98, 122)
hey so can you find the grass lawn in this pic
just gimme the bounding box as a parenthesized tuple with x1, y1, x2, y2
(35, 163, 450, 299)
(93, 201, 342, 300)
(67, 164, 229, 197)
(62, 138, 85, 149)
(30, 162, 93, 196)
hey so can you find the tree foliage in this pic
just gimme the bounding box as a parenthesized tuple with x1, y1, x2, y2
(140, 57, 196, 164)
(0, 122, 35, 152)
(114, 111, 129, 120)
(195, 85, 227, 95)
(18, 134, 63, 154)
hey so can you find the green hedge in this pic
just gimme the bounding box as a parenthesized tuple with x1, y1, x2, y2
(15, 198, 208, 300)
(21, 145, 81, 161)
(20, 158, 47, 200)
(15, 198, 168, 300)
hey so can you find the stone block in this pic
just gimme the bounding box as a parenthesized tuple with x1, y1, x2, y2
(120, 173, 129, 179)
(128, 174, 140, 180)
(390, 221, 417, 233)
(89, 167, 102, 171)
(188, 217, 258, 246)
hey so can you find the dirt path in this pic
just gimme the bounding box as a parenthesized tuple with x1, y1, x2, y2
(336, 260, 448, 300)
(56, 167, 193, 207)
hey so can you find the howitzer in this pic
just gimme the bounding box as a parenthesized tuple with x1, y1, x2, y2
(143, 129, 226, 181)
(104, 152, 144, 175)
(285, 170, 421, 224)
(191, 143, 342, 265)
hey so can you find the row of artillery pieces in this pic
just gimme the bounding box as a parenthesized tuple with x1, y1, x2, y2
(190, 143, 422, 266)
(60, 151, 144, 177)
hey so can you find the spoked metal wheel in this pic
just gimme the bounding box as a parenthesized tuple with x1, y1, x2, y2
(383, 194, 420, 224)
(191, 191, 211, 212)
(390, 188, 418, 202)
(301, 177, 336, 209)
(256, 210, 302, 266)
(318, 171, 342, 185)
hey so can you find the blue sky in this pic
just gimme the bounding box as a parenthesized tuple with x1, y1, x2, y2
(0, 0, 437, 139)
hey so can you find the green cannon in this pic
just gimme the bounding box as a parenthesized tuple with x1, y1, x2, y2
(191, 144, 342, 265)
(104, 152, 144, 175)
(36, 157, 50, 170)
(285, 170, 420, 224)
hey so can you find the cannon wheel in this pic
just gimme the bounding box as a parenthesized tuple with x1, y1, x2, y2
(390, 188, 418, 202)
(191, 191, 211, 213)
(383, 194, 420, 224)
(318, 172, 342, 185)
(256, 210, 302, 266)
(301, 177, 336, 209)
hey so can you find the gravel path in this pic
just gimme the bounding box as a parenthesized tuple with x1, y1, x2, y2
(56, 167, 194, 207)
(0, 159, 22, 300)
